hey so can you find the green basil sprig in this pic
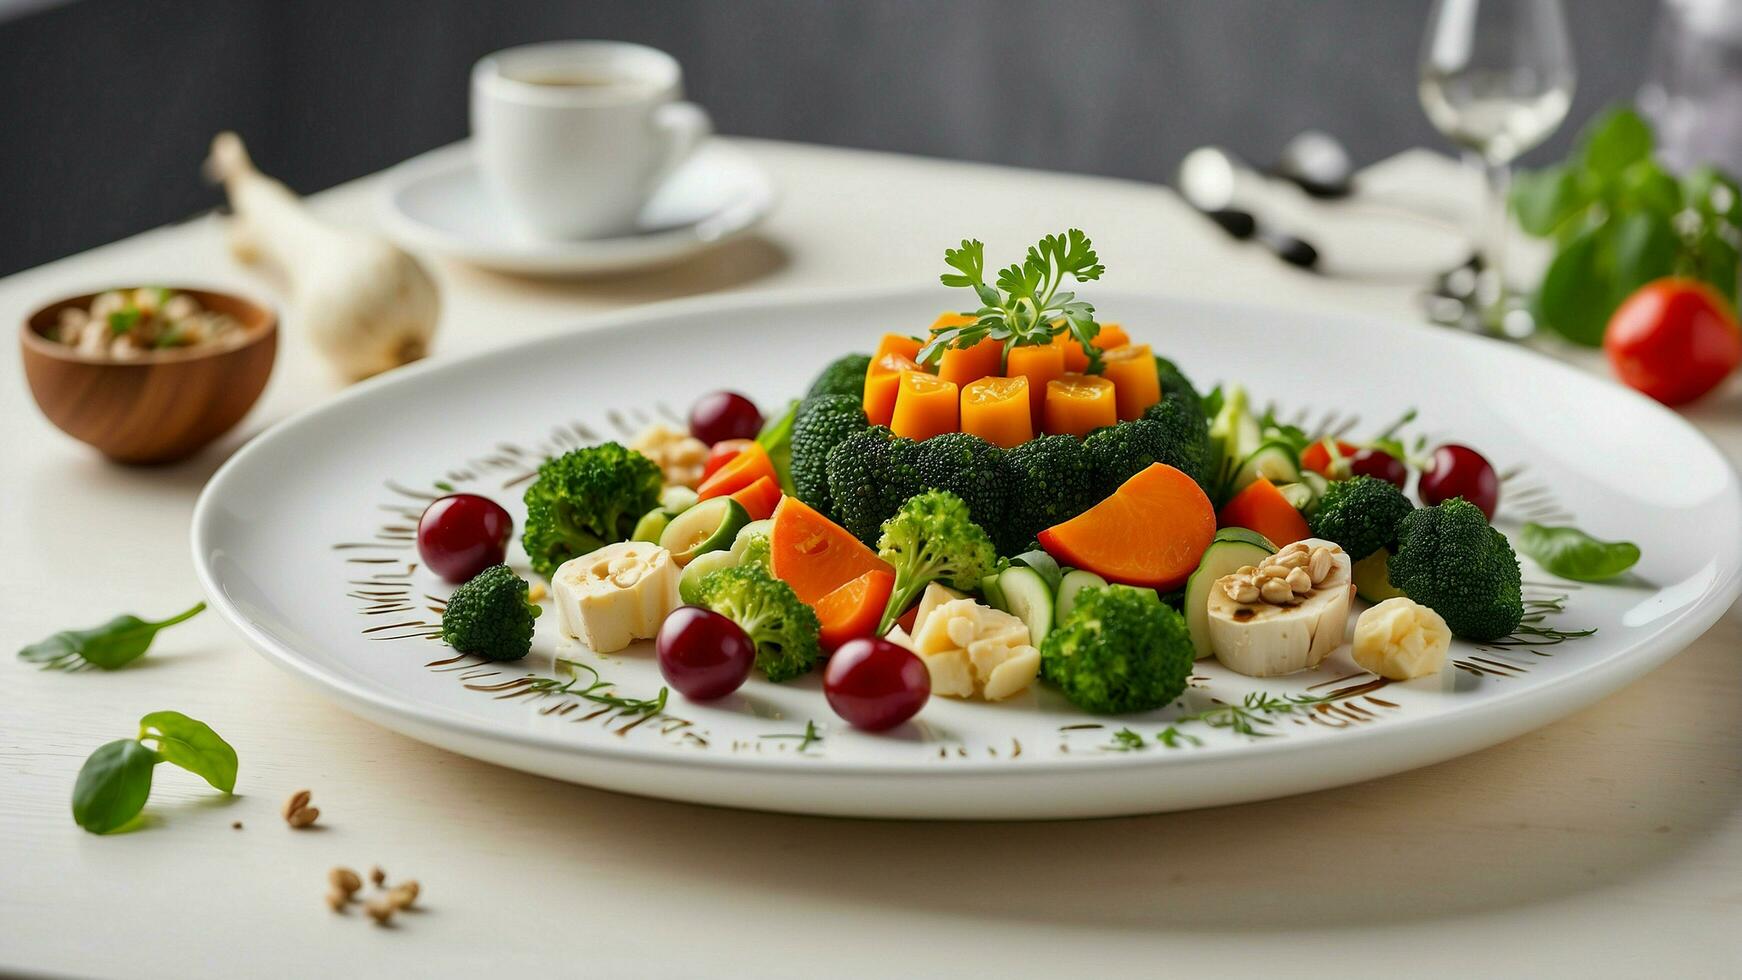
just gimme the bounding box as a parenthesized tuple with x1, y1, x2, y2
(1511, 106, 1741, 346)
(72, 711, 237, 834)
(18, 601, 205, 670)
(1519, 523, 1641, 582)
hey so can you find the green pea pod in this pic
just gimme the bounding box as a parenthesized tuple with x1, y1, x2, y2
(1519, 523, 1641, 582)
(72, 739, 160, 834)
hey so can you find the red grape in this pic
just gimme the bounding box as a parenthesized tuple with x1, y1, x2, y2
(417, 494, 513, 583)
(1348, 448, 1408, 488)
(689, 391, 764, 445)
(657, 606, 756, 701)
(824, 638, 930, 731)
(1419, 444, 1500, 519)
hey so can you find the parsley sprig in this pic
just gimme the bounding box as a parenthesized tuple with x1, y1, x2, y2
(920, 230, 1106, 369)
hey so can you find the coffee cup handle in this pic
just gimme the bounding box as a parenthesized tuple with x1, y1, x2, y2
(650, 101, 712, 186)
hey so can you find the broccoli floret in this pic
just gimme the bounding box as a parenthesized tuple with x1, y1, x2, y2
(1308, 475, 1415, 560)
(737, 533, 772, 571)
(911, 433, 1016, 551)
(440, 564, 542, 662)
(694, 562, 821, 682)
(521, 443, 664, 578)
(1389, 498, 1524, 641)
(875, 489, 999, 633)
(1040, 584, 1192, 714)
(790, 394, 868, 514)
(824, 426, 921, 545)
(1084, 412, 1210, 497)
(1154, 355, 1205, 415)
(806, 352, 873, 400)
(1005, 434, 1100, 550)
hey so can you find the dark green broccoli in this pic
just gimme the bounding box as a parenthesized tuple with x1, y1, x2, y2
(1005, 434, 1100, 550)
(1040, 584, 1193, 714)
(1308, 475, 1415, 560)
(1389, 498, 1524, 641)
(440, 564, 542, 662)
(521, 443, 664, 578)
(1084, 413, 1211, 497)
(824, 426, 921, 545)
(805, 352, 872, 400)
(875, 489, 999, 633)
(694, 562, 821, 682)
(911, 433, 1015, 551)
(790, 394, 868, 514)
(1154, 355, 1205, 415)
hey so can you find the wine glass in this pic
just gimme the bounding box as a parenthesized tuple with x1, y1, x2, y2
(1419, 0, 1575, 336)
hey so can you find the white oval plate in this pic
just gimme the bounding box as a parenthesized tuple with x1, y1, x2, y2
(377, 140, 776, 277)
(192, 287, 1742, 819)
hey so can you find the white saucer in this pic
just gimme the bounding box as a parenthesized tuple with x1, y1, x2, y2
(378, 139, 776, 277)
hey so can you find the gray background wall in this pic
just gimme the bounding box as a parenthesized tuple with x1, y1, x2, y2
(0, 0, 1658, 275)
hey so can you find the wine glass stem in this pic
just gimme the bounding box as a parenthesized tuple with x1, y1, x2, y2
(1481, 159, 1511, 304)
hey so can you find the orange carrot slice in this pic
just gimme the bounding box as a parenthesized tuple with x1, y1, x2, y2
(729, 475, 782, 521)
(890, 370, 959, 441)
(1037, 462, 1216, 590)
(1044, 373, 1117, 437)
(702, 439, 753, 482)
(815, 568, 897, 651)
(1217, 477, 1310, 547)
(1006, 342, 1065, 422)
(1050, 331, 1092, 372)
(1300, 439, 1358, 478)
(1093, 323, 1130, 350)
(697, 442, 776, 500)
(871, 332, 924, 366)
(1101, 343, 1161, 420)
(768, 496, 893, 606)
(960, 376, 1032, 448)
(937, 334, 1003, 388)
(863, 351, 922, 427)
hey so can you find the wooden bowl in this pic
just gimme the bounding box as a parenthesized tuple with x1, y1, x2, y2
(20, 288, 277, 464)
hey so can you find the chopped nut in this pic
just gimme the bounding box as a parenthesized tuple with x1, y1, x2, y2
(369, 866, 386, 887)
(325, 889, 349, 912)
(231, 821, 243, 830)
(388, 880, 420, 910)
(287, 806, 320, 829)
(1259, 578, 1296, 605)
(1234, 565, 1257, 579)
(526, 582, 547, 604)
(629, 424, 710, 488)
(282, 789, 311, 820)
(329, 867, 362, 896)
(1273, 548, 1309, 569)
(1308, 547, 1332, 583)
(1256, 563, 1286, 581)
(1228, 579, 1260, 604)
(364, 900, 394, 926)
(1286, 567, 1313, 593)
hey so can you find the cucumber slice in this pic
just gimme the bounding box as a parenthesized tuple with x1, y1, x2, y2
(730, 519, 774, 559)
(1183, 527, 1276, 658)
(1353, 548, 1404, 603)
(1300, 470, 1330, 501)
(1230, 440, 1302, 495)
(980, 572, 1009, 612)
(659, 497, 749, 565)
(631, 507, 672, 544)
(998, 566, 1055, 645)
(1009, 550, 1063, 592)
(678, 549, 739, 605)
(1276, 481, 1315, 510)
(659, 485, 699, 514)
(1054, 569, 1108, 625)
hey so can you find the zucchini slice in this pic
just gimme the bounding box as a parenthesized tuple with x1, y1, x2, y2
(1184, 527, 1277, 658)
(659, 497, 750, 565)
(998, 566, 1055, 645)
(1054, 569, 1109, 624)
(1229, 440, 1303, 496)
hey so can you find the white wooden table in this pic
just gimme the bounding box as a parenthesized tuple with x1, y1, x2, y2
(4, 139, 1739, 977)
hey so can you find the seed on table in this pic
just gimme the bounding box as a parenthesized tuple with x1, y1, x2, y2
(329, 867, 362, 896)
(369, 866, 386, 887)
(281, 789, 311, 820)
(325, 889, 349, 913)
(364, 900, 394, 926)
(286, 806, 320, 829)
(388, 880, 419, 910)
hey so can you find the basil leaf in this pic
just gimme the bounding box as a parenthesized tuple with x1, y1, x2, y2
(1611, 210, 1679, 306)
(1621, 161, 1682, 216)
(1519, 523, 1641, 582)
(139, 711, 238, 793)
(1534, 226, 1610, 346)
(1511, 165, 1584, 237)
(1579, 108, 1652, 179)
(16, 602, 205, 671)
(73, 739, 160, 834)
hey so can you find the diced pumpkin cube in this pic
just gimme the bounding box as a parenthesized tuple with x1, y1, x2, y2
(890, 370, 959, 441)
(1043, 373, 1117, 437)
(863, 351, 922, 427)
(960, 376, 1033, 448)
(1101, 343, 1162, 420)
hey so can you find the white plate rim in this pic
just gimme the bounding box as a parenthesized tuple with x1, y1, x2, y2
(191, 284, 1742, 784)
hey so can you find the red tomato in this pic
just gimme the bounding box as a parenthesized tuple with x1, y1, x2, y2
(1605, 279, 1741, 406)
(701, 439, 752, 482)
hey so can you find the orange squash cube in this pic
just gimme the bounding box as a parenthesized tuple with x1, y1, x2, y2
(960, 376, 1032, 448)
(1044, 373, 1117, 437)
(1101, 343, 1161, 420)
(890, 370, 959, 441)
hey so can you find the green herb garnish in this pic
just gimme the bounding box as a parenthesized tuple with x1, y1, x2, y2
(18, 602, 205, 671)
(1519, 523, 1641, 582)
(72, 711, 238, 834)
(921, 229, 1105, 369)
(1104, 727, 1147, 751)
(537, 659, 668, 714)
(107, 308, 142, 336)
(761, 720, 823, 753)
(1512, 106, 1741, 345)
(1156, 690, 1348, 746)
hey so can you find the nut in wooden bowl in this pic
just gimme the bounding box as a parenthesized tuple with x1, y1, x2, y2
(20, 287, 277, 464)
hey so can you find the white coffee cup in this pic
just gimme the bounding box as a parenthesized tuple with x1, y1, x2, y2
(471, 41, 712, 240)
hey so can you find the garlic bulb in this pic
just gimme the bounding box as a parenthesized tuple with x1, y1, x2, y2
(207, 132, 439, 381)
